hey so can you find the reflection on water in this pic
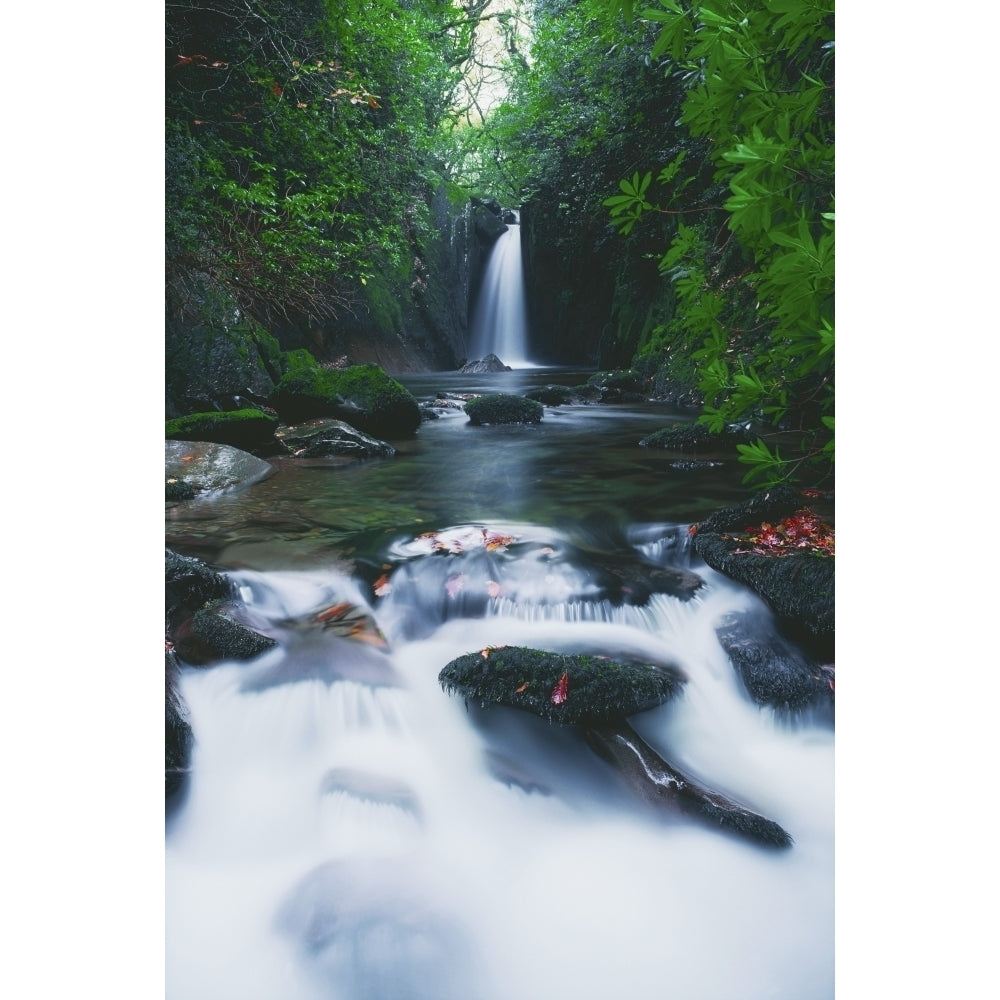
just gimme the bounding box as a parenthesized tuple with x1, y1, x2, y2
(166, 369, 750, 571)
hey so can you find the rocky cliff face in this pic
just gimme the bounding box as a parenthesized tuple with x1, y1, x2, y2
(165, 189, 510, 416)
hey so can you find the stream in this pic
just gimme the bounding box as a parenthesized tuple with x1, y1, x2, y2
(165, 367, 834, 1000)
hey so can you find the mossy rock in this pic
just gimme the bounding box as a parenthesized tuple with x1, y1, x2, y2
(165, 408, 279, 450)
(638, 423, 752, 452)
(282, 348, 322, 374)
(525, 385, 573, 405)
(464, 393, 543, 425)
(439, 646, 683, 724)
(269, 363, 420, 438)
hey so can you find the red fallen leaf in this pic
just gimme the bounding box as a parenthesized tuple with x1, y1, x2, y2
(445, 573, 465, 599)
(550, 671, 569, 705)
(181, 455, 193, 462)
(314, 601, 352, 623)
(688, 524, 698, 536)
(373, 573, 392, 597)
(801, 488, 823, 498)
(174, 53, 207, 67)
(515, 681, 528, 693)
(271, 82, 283, 96)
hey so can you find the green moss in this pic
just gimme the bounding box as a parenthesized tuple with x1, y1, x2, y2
(439, 646, 683, 725)
(464, 394, 543, 425)
(270, 363, 420, 436)
(282, 348, 321, 374)
(165, 407, 279, 447)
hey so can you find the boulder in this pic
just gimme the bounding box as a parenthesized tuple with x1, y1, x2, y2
(276, 418, 396, 459)
(165, 440, 275, 500)
(639, 423, 752, 451)
(715, 610, 834, 717)
(458, 353, 512, 373)
(269, 363, 421, 438)
(464, 393, 543, 425)
(165, 407, 279, 451)
(692, 487, 834, 658)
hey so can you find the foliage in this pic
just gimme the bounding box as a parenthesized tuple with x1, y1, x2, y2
(595, 0, 834, 488)
(166, 0, 489, 333)
(724, 508, 835, 558)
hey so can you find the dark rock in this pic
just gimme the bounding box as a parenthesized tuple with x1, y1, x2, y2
(695, 485, 801, 534)
(458, 353, 512, 373)
(715, 611, 834, 717)
(269, 363, 421, 438)
(692, 488, 834, 658)
(276, 419, 396, 459)
(464, 393, 543, 425)
(165, 548, 233, 627)
(165, 651, 193, 800)
(639, 423, 752, 452)
(525, 384, 574, 405)
(173, 604, 278, 665)
(439, 645, 791, 848)
(165, 440, 275, 498)
(165, 407, 280, 451)
(440, 646, 684, 725)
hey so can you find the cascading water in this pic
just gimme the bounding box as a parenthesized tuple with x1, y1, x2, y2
(167, 466, 834, 1000)
(468, 220, 534, 368)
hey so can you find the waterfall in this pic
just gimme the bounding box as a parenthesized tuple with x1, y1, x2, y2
(469, 222, 534, 367)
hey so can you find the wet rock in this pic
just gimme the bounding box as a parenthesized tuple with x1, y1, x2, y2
(692, 488, 834, 658)
(464, 393, 543, 425)
(172, 603, 278, 665)
(458, 353, 512, 373)
(269, 363, 421, 438)
(165, 440, 275, 500)
(165, 407, 279, 451)
(165, 650, 192, 801)
(165, 548, 233, 626)
(277, 418, 395, 459)
(715, 610, 834, 717)
(639, 423, 752, 452)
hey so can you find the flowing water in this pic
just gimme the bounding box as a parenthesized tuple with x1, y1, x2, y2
(468, 222, 534, 367)
(165, 371, 834, 1000)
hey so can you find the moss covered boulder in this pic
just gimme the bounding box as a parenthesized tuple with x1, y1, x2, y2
(440, 646, 682, 724)
(269, 363, 421, 438)
(464, 393, 543, 426)
(165, 407, 279, 450)
(638, 423, 752, 452)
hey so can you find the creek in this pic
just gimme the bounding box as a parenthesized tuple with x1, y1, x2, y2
(165, 368, 834, 1000)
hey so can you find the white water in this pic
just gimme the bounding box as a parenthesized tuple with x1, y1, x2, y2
(166, 536, 834, 1000)
(468, 223, 535, 368)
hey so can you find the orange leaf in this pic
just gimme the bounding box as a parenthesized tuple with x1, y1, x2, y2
(314, 601, 352, 623)
(373, 573, 392, 597)
(515, 681, 528, 693)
